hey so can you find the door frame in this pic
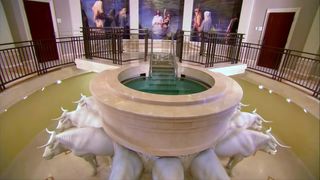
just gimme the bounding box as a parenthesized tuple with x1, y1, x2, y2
(19, 0, 59, 39)
(259, 8, 300, 49)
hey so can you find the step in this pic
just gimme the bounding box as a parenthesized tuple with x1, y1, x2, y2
(151, 71, 175, 76)
(151, 72, 175, 77)
(148, 81, 177, 86)
(149, 76, 176, 81)
(152, 68, 175, 72)
(152, 61, 173, 66)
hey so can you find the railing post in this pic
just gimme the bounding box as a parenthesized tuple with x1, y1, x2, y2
(71, 37, 76, 61)
(277, 49, 291, 81)
(83, 27, 92, 59)
(144, 29, 148, 62)
(34, 40, 47, 75)
(200, 32, 205, 56)
(177, 30, 184, 63)
(205, 33, 213, 67)
(111, 28, 117, 64)
(234, 34, 243, 64)
(0, 64, 5, 91)
(312, 80, 320, 99)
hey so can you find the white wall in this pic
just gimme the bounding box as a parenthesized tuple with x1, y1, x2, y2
(68, 0, 82, 36)
(237, 0, 254, 42)
(2, 0, 31, 41)
(130, 0, 139, 30)
(54, 0, 73, 37)
(0, 0, 13, 44)
(303, 6, 319, 54)
(182, 0, 193, 32)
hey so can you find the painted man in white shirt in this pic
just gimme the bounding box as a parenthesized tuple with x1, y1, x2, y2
(152, 10, 163, 38)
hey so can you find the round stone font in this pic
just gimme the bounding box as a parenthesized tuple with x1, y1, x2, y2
(90, 64, 243, 156)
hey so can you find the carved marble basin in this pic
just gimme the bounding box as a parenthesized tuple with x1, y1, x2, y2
(90, 64, 243, 156)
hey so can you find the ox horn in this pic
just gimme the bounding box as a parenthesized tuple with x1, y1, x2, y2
(46, 128, 55, 134)
(256, 114, 272, 123)
(253, 109, 272, 123)
(73, 93, 86, 104)
(239, 102, 249, 107)
(73, 99, 82, 104)
(252, 108, 257, 113)
(37, 142, 51, 149)
(52, 116, 62, 121)
(266, 128, 291, 148)
(61, 107, 68, 112)
(52, 108, 68, 121)
(38, 129, 55, 148)
(266, 127, 272, 133)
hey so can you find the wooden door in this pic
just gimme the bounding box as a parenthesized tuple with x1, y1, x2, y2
(24, 0, 58, 63)
(257, 12, 295, 69)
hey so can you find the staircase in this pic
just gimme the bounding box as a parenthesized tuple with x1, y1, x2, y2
(145, 53, 178, 94)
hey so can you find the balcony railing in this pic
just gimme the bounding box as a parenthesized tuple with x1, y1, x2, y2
(239, 43, 319, 98)
(0, 36, 84, 91)
(0, 29, 319, 99)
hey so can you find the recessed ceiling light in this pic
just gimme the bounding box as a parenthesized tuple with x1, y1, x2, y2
(258, 85, 264, 89)
(23, 96, 28, 100)
(303, 108, 308, 113)
(41, 87, 45, 91)
(4, 109, 7, 112)
(269, 90, 273, 94)
(286, 98, 291, 103)
(57, 80, 62, 84)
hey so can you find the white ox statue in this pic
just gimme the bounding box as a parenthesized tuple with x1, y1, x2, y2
(109, 143, 143, 180)
(152, 157, 184, 180)
(39, 127, 114, 175)
(191, 149, 230, 180)
(214, 128, 290, 176)
(230, 109, 271, 131)
(53, 107, 103, 132)
(74, 94, 100, 113)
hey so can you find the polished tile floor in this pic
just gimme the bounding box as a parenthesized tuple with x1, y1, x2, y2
(0, 128, 315, 180)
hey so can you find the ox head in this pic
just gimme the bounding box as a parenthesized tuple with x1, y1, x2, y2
(73, 93, 88, 110)
(53, 107, 73, 132)
(250, 120, 263, 131)
(261, 127, 291, 155)
(38, 129, 67, 160)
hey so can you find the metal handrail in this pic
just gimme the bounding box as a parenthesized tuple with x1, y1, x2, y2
(0, 29, 319, 99)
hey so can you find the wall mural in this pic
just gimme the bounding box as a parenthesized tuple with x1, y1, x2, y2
(81, 0, 129, 28)
(191, 0, 242, 40)
(139, 0, 184, 39)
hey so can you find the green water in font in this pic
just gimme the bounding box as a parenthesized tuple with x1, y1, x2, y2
(122, 72, 210, 95)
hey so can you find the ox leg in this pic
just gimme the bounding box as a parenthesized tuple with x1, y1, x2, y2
(225, 155, 244, 177)
(81, 154, 98, 176)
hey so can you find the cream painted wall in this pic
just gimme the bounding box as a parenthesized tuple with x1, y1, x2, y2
(245, 0, 319, 51)
(237, 0, 254, 42)
(1, 0, 31, 41)
(130, 0, 139, 30)
(68, 0, 82, 36)
(182, 0, 193, 33)
(54, 0, 73, 37)
(303, 7, 319, 54)
(0, 0, 13, 44)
